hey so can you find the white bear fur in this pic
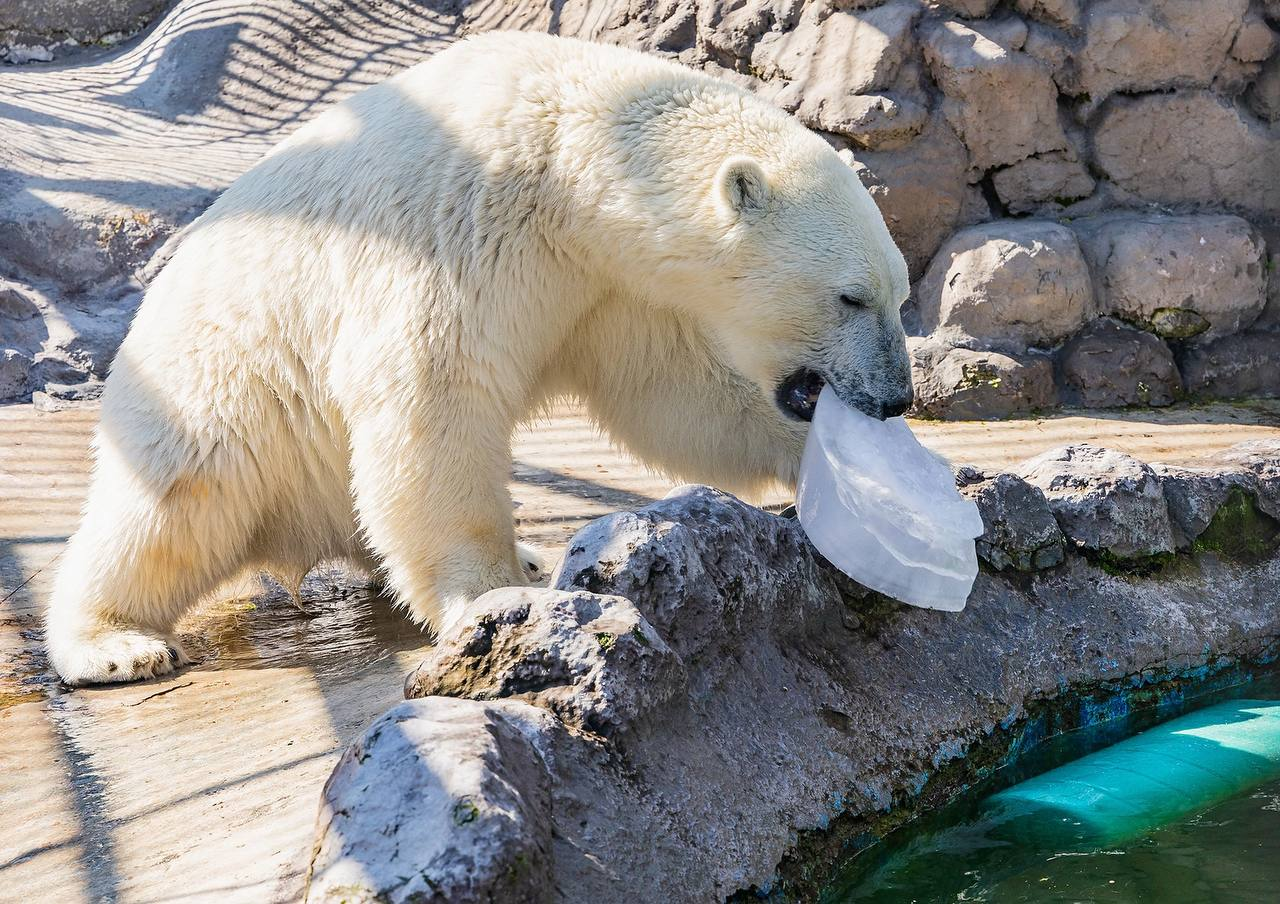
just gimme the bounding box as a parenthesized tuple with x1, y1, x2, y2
(46, 31, 910, 685)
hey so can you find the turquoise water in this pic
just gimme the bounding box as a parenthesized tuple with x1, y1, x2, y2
(822, 674, 1280, 903)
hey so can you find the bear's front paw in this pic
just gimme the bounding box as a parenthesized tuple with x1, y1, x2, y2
(516, 541, 549, 585)
(49, 629, 189, 687)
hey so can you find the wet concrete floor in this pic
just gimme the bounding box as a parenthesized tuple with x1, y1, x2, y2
(2, 399, 1278, 902)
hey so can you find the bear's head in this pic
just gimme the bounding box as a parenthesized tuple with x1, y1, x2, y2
(695, 143, 914, 424)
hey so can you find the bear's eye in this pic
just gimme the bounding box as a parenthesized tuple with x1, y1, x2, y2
(839, 292, 871, 308)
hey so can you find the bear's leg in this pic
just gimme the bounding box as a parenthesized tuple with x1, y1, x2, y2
(46, 437, 257, 686)
(346, 404, 527, 632)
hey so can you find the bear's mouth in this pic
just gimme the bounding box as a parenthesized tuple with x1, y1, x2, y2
(776, 369, 826, 422)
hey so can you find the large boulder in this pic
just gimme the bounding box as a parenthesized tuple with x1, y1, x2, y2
(1072, 214, 1268, 342)
(1055, 319, 1182, 408)
(920, 16, 1070, 172)
(1016, 444, 1176, 557)
(990, 150, 1096, 214)
(405, 588, 684, 736)
(750, 1, 922, 94)
(1069, 0, 1255, 107)
(307, 697, 556, 904)
(1178, 332, 1280, 399)
(910, 339, 1058, 419)
(847, 112, 971, 278)
(1092, 91, 1280, 219)
(958, 470, 1067, 571)
(917, 220, 1094, 352)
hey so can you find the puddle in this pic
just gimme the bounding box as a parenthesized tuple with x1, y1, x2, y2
(183, 565, 433, 679)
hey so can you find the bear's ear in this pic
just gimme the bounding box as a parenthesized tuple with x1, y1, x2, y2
(716, 156, 770, 218)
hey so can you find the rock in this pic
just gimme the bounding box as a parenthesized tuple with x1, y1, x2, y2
(1246, 53, 1280, 122)
(1154, 463, 1268, 549)
(1056, 319, 1182, 408)
(921, 16, 1069, 171)
(917, 220, 1094, 351)
(990, 150, 1096, 213)
(552, 485, 838, 662)
(750, 1, 922, 92)
(935, 0, 1000, 17)
(910, 339, 1058, 419)
(651, 1, 698, 52)
(314, 481, 1280, 902)
(1016, 444, 1175, 557)
(1072, 0, 1253, 107)
(0, 283, 46, 352)
(0, 349, 34, 401)
(1231, 14, 1277, 62)
(799, 93, 930, 149)
(698, 0, 804, 69)
(1072, 214, 1268, 342)
(31, 381, 104, 412)
(405, 587, 684, 735)
(305, 697, 555, 904)
(959, 471, 1067, 570)
(1255, 225, 1280, 331)
(847, 112, 971, 278)
(1178, 332, 1280, 399)
(1, 0, 168, 64)
(0, 283, 40, 322)
(1014, 0, 1081, 30)
(1092, 91, 1280, 219)
(1212, 440, 1280, 521)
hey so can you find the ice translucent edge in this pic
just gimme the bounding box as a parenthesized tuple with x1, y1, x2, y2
(795, 386, 982, 612)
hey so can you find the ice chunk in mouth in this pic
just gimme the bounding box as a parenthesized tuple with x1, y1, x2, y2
(795, 385, 983, 611)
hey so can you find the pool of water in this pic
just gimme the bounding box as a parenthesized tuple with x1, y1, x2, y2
(822, 673, 1280, 903)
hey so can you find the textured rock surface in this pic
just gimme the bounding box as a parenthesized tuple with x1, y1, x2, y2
(990, 150, 1095, 214)
(0, 0, 170, 63)
(917, 221, 1093, 351)
(1056, 319, 1182, 408)
(846, 112, 971, 278)
(921, 16, 1068, 172)
(1016, 444, 1175, 557)
(1179, 332, 1280, 400)
(310, 464, 1280, 902)
(1092, 92, 1280, 219)
(1070, 0, 1255, 107)
(308, 697, 556, 904)
(959, 470, 1066, 570)
(911, 340, 1057, 419)
(3, 0, 1278, 410)
(1072, 214, 1268, 342)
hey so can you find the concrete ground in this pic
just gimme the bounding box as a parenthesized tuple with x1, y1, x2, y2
(2, 399, 1279, 903)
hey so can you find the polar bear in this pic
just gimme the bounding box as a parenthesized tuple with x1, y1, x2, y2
(46, 31, 912, 685)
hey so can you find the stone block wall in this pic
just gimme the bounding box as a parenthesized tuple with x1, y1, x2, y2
(2, 0, 1278, 415)
(588, 0, 1280, 416)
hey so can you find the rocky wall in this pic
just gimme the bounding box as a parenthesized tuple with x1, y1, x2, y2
(304, 439, 1280, 902)
(2, 0, 1279, 413)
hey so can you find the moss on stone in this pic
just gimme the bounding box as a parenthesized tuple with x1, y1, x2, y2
(1193, 488, 1280, 561)
(1085, 548, 1179, 578)
(1149, 307, 1210, 339)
